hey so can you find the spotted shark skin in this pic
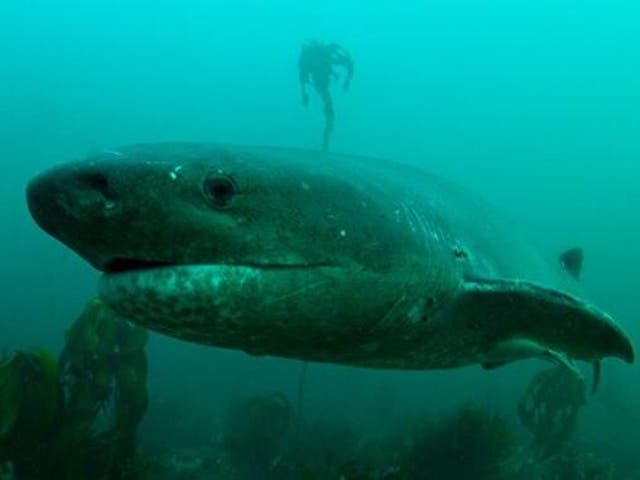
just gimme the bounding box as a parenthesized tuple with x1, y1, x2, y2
(26, 143, 634, 371)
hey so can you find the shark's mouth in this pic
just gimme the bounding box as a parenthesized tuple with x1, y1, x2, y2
(101, 257, 337, 275)
(97, 263, 346, 338)
(103, 258, 173, 273)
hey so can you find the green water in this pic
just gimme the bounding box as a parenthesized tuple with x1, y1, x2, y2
(1, 0, 639, 477)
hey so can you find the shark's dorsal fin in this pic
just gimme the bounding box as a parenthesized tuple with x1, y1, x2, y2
(559, 247, 584, 280)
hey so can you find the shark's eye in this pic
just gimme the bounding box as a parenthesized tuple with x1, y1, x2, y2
(204, 176, 237, 208)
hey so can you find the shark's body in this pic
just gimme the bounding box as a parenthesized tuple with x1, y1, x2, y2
(26, 143, 634, 370)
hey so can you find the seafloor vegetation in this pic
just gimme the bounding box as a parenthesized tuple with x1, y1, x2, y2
(0, 303, 635, 480)
(134, 396, 627, 480)
(1, 355, 637, 480)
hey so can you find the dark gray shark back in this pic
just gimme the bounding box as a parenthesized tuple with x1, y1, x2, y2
(237, 144, 565, 289)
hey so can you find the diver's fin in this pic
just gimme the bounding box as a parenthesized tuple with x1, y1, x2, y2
(559, 247, 584, 280)
(592, 360, 601, 394)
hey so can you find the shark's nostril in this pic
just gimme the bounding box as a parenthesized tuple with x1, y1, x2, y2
(85, 172, 108, 190)
(66, 169, 122, 218)
(78, 171, 117, 201)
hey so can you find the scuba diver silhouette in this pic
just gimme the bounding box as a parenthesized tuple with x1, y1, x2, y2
(298, 40, 354, 152)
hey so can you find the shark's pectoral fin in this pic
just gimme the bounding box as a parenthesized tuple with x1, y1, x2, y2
(482, 338, 585, 383)
(482, 338, 548, 365)
(482, 338, 579, 372)
(482, 339, 601, 393)
(454, 277, 634, 366)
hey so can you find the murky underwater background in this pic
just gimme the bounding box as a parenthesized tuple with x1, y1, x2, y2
(1, 0, 639, 478)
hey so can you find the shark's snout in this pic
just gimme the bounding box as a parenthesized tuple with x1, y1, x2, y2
(26, 163, 135, 273)
(27, 165, 123, 239)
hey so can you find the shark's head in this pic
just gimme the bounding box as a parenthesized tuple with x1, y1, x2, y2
(26, 143, 433, 358)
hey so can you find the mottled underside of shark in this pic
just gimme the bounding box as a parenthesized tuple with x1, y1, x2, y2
(26, 144, 634, 373)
